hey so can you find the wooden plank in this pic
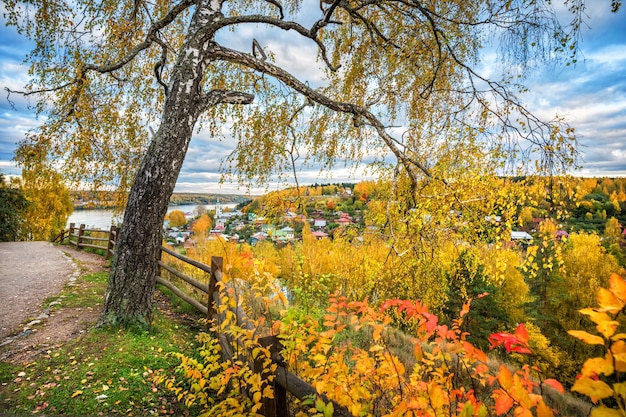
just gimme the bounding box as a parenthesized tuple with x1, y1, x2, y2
(157, 261, 209, 293)
(160, 246, 212, 274)
(77, 243, 107, 250)
(274, 368, 353, 417)
(156, 276, 208, 315)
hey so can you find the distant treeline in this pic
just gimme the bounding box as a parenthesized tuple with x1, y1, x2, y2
(169, 193, 253, 206)
(71, 190, 254, 209)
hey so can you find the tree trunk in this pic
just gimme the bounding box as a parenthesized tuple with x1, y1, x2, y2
(98, 3, 215, 327)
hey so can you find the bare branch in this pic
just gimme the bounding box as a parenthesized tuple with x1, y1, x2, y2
(252, 39, 267, 61)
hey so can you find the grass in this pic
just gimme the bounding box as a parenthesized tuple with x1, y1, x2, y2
(0, 267, 202, 416)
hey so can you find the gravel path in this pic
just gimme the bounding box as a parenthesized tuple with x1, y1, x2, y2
(0, 242, 83, 339)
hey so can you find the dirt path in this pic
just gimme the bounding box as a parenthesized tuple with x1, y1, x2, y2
(0, 242, 107, 343)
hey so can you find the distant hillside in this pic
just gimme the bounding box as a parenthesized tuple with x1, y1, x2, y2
(71, 190, 255, 209)
(169, 193, 254, 206)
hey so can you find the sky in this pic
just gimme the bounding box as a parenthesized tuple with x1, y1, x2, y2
(1, 3, 625, 195)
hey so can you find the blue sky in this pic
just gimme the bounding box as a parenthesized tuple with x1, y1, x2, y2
(1, 4, 625, 194)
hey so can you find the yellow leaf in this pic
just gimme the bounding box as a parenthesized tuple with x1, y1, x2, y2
(580, 309, 613, 325)
(71, 390, 83, 398)
(429, 384, 444, 409)
(568, 330, 605, 345)
(612, 382, 626, 401)
(597, 320, 620, 339)
(498, 365, 513, 390)
(611, 341, 626, 372)
(582, 357, 613, 377)
(591, 406, 624, 417)
(572, 377, 614, 401)
(512, 374, 532, 409)
(262, 385, 274, 398)
(536, 400, 554, 417)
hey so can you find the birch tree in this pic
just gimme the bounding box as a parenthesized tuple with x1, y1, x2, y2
(4, 0, 617, 326)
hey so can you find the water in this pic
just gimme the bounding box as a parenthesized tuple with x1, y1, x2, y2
(67, 203, 238, 230)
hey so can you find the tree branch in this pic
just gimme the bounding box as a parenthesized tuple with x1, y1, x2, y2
(262, 0, 285, 19)
(198, 89, 255, 113)
(84, 0, 195, 74)
(153, 36, 170, 97)
(215, 14, 340, 71)
(211, 44, 431, 184)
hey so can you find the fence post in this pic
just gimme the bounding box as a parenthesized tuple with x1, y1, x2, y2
(77, 224, 85, 249)
(157, 245, 163, 278)
(106, 225, 117, 260)
(208, 256, 223, 320)
(255, 335, 288, 417)
(68, 223, 75, 246)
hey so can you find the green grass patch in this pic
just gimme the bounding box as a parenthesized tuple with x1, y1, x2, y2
(42, 272, 109, 311)
(0, 266, 201, 416)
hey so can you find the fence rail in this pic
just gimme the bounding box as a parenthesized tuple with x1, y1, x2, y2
(54, 224, 351, 417)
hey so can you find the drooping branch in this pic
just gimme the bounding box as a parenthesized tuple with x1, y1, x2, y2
(6, 0, 195, 103)
(214, 14, 341, 71)
(211, 44, 431, 184)
(84, 0, 195, 74)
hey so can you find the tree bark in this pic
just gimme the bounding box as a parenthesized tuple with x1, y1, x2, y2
(98, 0, 227, 327)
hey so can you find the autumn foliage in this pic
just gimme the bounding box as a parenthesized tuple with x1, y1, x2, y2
(157, 255, 621, 416)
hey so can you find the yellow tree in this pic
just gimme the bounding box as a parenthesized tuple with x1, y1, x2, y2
(191, 213, 212, 237)
(18, 168, 73, 241)
(604, 216, 623, 244)
(6, 0, 614, 326)
(168, 210, 187, 228)
(550, 232, 624, 381)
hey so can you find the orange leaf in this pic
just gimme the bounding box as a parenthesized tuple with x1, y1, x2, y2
(568, 330, 605, 345)
(610, 273, 626, 302)
(542, 379, 565, 394)
(514, 323, 529, 344)
(495, 394, 514, 415)
(597, 288, 623, 313)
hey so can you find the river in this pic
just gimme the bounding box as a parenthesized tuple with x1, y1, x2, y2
(67, 203, 238, 230)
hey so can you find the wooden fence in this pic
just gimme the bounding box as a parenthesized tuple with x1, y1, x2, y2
(55, 223, 118, 260)
(55, 224, 352, 417)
